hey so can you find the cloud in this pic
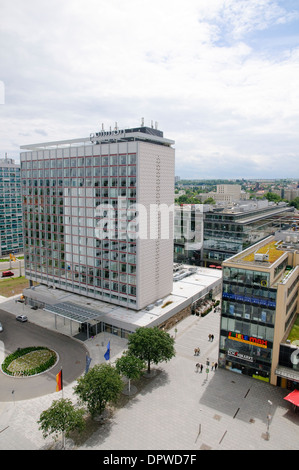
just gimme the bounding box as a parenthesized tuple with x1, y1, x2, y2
(0, 0, 299, 178)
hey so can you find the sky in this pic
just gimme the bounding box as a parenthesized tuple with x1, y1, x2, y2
(0, 0, 299, 179)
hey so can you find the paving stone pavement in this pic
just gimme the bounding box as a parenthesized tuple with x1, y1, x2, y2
(0, 297, 298, 451)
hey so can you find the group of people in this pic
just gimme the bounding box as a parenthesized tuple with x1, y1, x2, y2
(195, 361, 218, 372)
(193, 333, 217, 373)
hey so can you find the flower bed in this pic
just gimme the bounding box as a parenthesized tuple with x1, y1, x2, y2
(1, 346, 57, 376)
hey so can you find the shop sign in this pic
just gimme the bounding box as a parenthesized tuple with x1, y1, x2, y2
(228, 349, 253, 362)
(223, 292, 276, 308)
(228, 331, 268, 349)
(90, 129, 125, 143)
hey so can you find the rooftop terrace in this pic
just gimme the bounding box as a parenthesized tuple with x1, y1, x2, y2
(227, 237, 286, 268)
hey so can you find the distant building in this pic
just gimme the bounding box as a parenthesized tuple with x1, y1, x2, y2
(174, 200, 295, 267)
(198, 184, 248, 204)
(219, 230, 299, 388)
(203, 201, 295, 266)
(0, 156, 23, 256)
(174, 204, 207, 265)
(283, 188, 299, 201)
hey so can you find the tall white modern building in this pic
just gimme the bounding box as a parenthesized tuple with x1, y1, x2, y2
(20, 124, 175, 311)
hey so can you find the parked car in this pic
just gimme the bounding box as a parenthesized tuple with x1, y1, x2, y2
(16, 315, 28, 322)
(1, 271, 14, 278)
(0, 322, 3, 332)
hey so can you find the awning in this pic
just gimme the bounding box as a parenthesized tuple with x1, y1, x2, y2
(283, 389, 299, 407)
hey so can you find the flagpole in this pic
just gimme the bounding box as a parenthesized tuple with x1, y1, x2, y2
(61, 369, 64, 399)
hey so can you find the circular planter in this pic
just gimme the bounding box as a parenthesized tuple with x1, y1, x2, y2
(1, 346, 59, 377)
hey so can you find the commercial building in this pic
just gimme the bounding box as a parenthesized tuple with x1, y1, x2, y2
(0, 156, 23, 256)
(197, 184, 248, 203)
(174, 204, 206, 265)
(219, 229, 299, 388)
(23, 264, 222, 337)
(20, 124, 175, 312)
(203, 200, 295, 266)
(174, 200, 295, 268)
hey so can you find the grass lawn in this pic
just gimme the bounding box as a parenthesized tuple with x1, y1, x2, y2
(0, 276, 32, 297)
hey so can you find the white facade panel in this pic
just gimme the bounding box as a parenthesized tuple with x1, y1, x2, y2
(136, 142, 175, 309)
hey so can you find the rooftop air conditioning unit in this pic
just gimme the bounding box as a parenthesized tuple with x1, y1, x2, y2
(254, 253, 269, 262)
(145, 304, 154, 311)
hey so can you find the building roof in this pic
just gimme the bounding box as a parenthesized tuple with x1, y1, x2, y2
(20, 126, 175, 151)
(224, 236, 287, 269)
(23, 266, 222, 332)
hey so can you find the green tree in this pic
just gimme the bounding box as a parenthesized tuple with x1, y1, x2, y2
(290, 197, 299, 210)
(115, 351, 145, 393)
(264, 192, 282, 202)
(38, 398, 85, 449)
(73, 363, 123, 418)
(203, 197, 216, 204)
(127, 327, 175, 374)
(175, 195, 200, 204)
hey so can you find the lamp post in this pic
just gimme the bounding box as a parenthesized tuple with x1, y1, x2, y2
(266, 400, 272, 440)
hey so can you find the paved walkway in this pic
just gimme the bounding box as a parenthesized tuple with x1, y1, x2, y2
(0, 297, 298, 450)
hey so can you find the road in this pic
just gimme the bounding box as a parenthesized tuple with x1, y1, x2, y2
(0, 309, 87, 402)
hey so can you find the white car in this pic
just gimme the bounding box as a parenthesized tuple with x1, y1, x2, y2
(16, 315, 28, 322)
(0, 322, 3, 332)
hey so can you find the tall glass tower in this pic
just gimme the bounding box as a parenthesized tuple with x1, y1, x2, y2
(0, 156, 23, 256)
(20, 124, 175, 310)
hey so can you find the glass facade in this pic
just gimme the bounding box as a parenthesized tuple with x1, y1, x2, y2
(219, 266, 276, 382)
(174, 205, 203, 265)
(0, 161, 23, 255)
(21, 147, 138, 308)
(203, 206, 294, 265)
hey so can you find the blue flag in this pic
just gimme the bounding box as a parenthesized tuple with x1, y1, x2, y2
(104, 341, 110, 361)
(85, 355, 92, 373)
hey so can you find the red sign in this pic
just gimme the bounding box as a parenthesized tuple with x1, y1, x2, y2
(228, 332, 268, 349)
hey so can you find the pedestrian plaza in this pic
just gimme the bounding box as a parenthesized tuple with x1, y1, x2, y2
(0, 297, 298, 450)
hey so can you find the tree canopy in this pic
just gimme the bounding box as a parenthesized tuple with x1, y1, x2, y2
(38, 398, 85, 448)
(73, 363, 123, 418)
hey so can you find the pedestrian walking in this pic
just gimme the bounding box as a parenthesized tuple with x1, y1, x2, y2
(214, 362, 218, 370)
(211, 362, 215, 371)
(208, 334, 211, 341)
(211, 334, 214, 342)
(196, 363, 200, 372)
(200, 364, 203, 373)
